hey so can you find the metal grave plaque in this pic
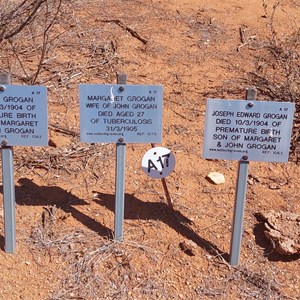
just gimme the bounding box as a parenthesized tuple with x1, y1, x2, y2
(203, 99, 295, 162)
(79, 84, 163, 143)
(0, 85, 48, 146)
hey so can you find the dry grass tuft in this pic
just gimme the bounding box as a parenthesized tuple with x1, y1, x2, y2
(249, 28, 300, 162)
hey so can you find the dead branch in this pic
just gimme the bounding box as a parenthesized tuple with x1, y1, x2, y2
(237, 26, 257, 52)
(31, 0, 63, 84)
(49, 123, 79, 136)
(101, 19, 148, 45)
(0, 0, 47, 42)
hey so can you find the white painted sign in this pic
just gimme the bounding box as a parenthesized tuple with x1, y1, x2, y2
(203, 99, 295, 162)
(79, 84, 163, 143)
(142, 147, 175, 179)
(0, 85, 48, 146)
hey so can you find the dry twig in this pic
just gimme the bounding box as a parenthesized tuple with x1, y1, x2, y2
(101, 19, 148, 45)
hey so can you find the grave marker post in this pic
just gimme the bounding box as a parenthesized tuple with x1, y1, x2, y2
(0, 73, 16, 253)
(114, 73, 127, 241)
(203, 89, 294, 265)
(229, 88, 257, 266)
(151, 143, 174, 209)
(79, 77, 163, 240)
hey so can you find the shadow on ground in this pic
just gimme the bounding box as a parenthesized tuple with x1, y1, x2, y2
(0, 235, 4, 251)
(94, 191, 230, 261)
(1, 178, 230, 260)
(1, 178, 113, 239)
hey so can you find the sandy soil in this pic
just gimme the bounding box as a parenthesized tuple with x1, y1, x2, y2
(0, 0, 299, 299)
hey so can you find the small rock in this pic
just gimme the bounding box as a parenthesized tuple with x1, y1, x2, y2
(92, 192, 100, 200)
(206, 172, 225, 185)
(48, 135, 71, 148)
(247, 178, 254, 185)
(259, 210, 300, 255)
(179, 239, 197, 256)
(268, 183, 280, 190)
(249, 174, 261, 182)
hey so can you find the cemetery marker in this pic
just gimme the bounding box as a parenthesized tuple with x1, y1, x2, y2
(115, 73, 127, 241)
(79, 75, 163, 240)
(151, 143, 174, 209)
(203, 88, 295, 266)
(142, 146, 175, 179)
(0, 74, 48, 253)
(230, 88, 255, 266)
(0, 73, 15, 253)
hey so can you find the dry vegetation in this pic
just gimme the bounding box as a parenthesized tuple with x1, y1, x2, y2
(0, 0, 299, 299)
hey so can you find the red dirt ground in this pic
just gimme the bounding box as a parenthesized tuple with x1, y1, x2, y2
(0, 0, 299, 299)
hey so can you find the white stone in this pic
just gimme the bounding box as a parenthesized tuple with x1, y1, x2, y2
(206, 172, 225, 185)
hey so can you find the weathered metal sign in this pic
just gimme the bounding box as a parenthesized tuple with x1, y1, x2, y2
(79, 84, 163, 143)
(203, 99, 295, 162)
(0, 85, 48, 146)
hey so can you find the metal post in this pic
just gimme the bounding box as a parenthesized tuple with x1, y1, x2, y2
(114, 73, 127, 241)
(229, 88, 257, 266)
(0, 73, 16, 253)
(151, 143, 174, 209)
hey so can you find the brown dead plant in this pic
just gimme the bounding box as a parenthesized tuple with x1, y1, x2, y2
(196, 263, 291, 300)
(0, 0, 47, 43)
(0, 0, 64, 84)
(28, 209, 162, 300)
(248, 2, 300, 162)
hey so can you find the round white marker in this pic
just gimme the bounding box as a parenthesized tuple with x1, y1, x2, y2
(142, 147, 175, 179)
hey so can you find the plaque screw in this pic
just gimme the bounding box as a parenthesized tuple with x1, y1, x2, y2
(119, 86, 125, 92)
(247, 102, 254, 108)
(118, 137, 124, 143)
(0, 85, 6, 92)
(1, 140, 8, 146)
(242, 155, 248, 160)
